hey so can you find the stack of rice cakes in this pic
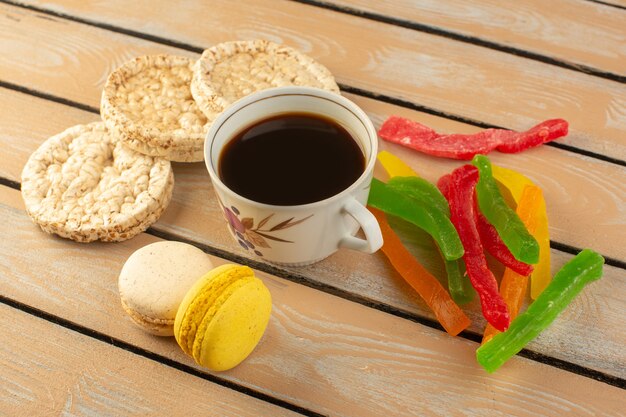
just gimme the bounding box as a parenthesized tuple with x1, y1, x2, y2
(102, 55, 209, 163)
(20, 40, 340, 243)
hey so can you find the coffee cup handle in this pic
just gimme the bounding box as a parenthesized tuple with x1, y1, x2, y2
(339, 197, 383, 253)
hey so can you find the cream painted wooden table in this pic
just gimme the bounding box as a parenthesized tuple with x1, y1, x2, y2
(1, 1, 625, 415)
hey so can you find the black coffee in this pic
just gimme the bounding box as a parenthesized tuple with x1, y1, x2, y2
(219, 113, 365, 206)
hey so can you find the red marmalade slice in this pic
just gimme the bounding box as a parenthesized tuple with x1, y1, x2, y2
(379, 116, 568, 160)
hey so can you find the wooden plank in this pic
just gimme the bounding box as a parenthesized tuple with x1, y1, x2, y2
(0, 4, 195, 102)
(1, 85, 625, 377)
(0, 88, 100, 181)
(3, 2, 626, 160)
(0, 186, 624, 416)
(0, 305, 300, 417)
(323, 0, 626, 76)
(2, 86, 623, 261)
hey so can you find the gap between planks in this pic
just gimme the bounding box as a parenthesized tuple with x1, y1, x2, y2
(1, 81, 624, 268)
(1, 82, 625, 379)
(5, 0, 625, 83)
(0, 179, 624, 389)
(0, 0, 620, 386)
(1, 77, 623, 168)
(315, 0, 626, 76)
(288, 0, 626, 83)
(339, 85, 626, 168)
(0, 186, 625, 417)
(0, 299, 315, 417)
(1, 0, 625, 166)
(2, 84, 625, 380)
(584, 0, 626, 11)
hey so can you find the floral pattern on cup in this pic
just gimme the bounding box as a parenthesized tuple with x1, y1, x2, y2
(220, 203, 313, 257)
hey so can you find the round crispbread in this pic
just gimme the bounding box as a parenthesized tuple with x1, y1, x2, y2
(191, 40, 340, 121)
(21, 122, 174, 242)
(101, 54, 208, 162)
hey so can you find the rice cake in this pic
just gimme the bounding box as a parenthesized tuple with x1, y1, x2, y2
(101, 55, 208, 162)
(21, 122, 174, 242)
(191, 40, 340, 121)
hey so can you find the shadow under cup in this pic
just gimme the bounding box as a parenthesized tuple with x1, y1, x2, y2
(204, 86, 382, 266)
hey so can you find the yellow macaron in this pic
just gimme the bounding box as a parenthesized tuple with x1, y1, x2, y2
(174, 264, 272, 371)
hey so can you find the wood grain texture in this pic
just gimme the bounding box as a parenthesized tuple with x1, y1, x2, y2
(0, 88, 101, 181)
(4, 1, 626, 160)
(0, 186, 624, 416)
(325, 0, 626, 76)
(0, 305, 300, 417)
(0, 4, 195, 104)
(1, 84, 624, 377)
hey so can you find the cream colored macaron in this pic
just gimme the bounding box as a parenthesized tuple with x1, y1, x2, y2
(119, 241, 214, 336)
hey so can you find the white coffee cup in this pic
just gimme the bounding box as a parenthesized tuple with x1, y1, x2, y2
(204, 86, 382, 266)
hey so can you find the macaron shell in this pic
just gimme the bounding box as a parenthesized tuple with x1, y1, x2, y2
(196, 277, 272, 371)
(120, 297, 173, 336)
(191, 276, 254, 362)
(118, 241, 214, 336)
(174, 264, 254, 354)
(181, 274, 243, 355)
